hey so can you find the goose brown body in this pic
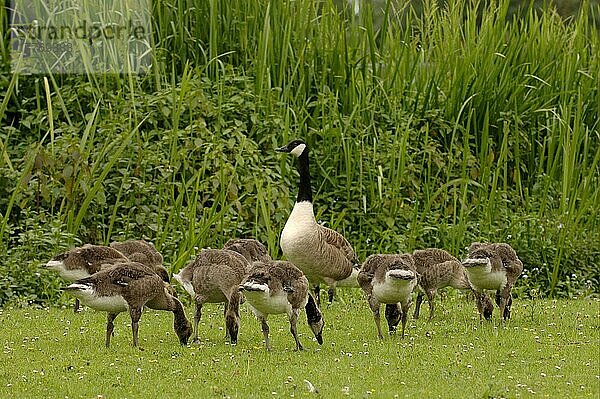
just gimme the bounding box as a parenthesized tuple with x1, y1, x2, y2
(63, 262, 192, 347)
(173, 248, 250, 344)
(45, 244, 130, 312)
(240, 260, 324, 351)
(46, 244, 128, 280)
(223, 238, 272, 263)
(463, 242, 524, 321)
(110, 240, 169, 282)
(412, 248, 473, 320)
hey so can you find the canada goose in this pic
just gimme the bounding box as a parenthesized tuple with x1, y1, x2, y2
(276, 139, 360, 305)
(63, 262, 192, 347)
(412, 248, 473, 320)
(223, 238, 272, 263)
(358, 253, 418, 339)
(110, 239, 170, 282)
(45, 244, 129, 311)
(239, 260, 324, 351)
(172, 249, 250, 344)
(462, 242, 523, 321)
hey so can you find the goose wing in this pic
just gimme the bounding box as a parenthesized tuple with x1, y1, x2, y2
(224, 238, 271, 263)
(101, 262, 156, 286)
(68, 263, 155, 294)
(111, 240, 163, 266)
(412, 248, 457, 271)
(317, 225, 360, 267)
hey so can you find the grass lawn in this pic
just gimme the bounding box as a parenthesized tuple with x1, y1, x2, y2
(0, 293, 598, 398)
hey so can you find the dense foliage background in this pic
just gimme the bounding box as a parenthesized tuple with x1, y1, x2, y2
(0, 0, 598, 307)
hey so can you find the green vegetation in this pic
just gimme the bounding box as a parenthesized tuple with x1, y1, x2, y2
(1, 0, 599, 307)
(0, 296, 598, 397)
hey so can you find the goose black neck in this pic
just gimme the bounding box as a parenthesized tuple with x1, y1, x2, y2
(295, 150, 312, 203)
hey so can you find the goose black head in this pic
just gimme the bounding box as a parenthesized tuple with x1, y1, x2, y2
(276, 139, 307, 157)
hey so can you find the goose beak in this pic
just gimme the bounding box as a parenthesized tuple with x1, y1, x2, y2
(275, 145, 288, 153)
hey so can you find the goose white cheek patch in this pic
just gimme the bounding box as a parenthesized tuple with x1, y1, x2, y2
(463, 258, 492, 269)
(290, 143, 306, 157)
(387, 269, 415, 279)
(172, 273, 195, 297)
(242, 282, 269, 292)
(66, 283, 90, 292)
(45, 260, 64, 270)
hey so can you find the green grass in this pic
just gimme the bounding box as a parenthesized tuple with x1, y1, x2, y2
(1, 294, 598, 398)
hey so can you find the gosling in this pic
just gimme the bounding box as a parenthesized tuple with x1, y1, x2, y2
(45, 244, 129, 311)
(412, 248, 473, 320)
(463, 242, 523, 321)
(173, 248, 250, 344)
(239, 260, 324, 351)
(63, 262, 192, 348)
(358, 253, 418, 339)
(223, 238, 272, 263)
(109, 239, 169, 281)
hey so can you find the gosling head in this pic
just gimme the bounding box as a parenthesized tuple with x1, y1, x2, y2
(225, 313, 240, 344)
(175, 317, 193, 346)
(45, 252, 69, 270)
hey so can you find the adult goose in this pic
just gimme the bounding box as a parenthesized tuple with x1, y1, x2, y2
(276, 139, 360, 305)
(63, 262, 192, 348)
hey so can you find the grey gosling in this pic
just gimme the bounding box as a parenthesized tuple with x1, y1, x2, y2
(63, 262, 192, 347)
(277, 139, 360, 305)
(172, 248, 250, 344)
(45, 244, 129, 311)
(110, 239, 169, 282)
(223, 238, 272, 263)
(463, 242, 524, 321)
(239, 260, 324, 351)
(412, 248, 473, 320)
(358, 253, 418, 339)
